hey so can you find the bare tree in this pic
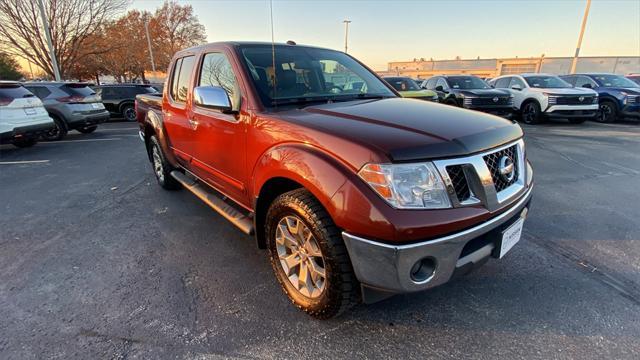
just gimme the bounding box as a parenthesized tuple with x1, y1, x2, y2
(0, 0, 128, 79)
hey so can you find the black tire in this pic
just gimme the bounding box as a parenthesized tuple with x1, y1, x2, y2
(43, 115, 68, 141)
(596, 101, 617, 123)
(568, 118, 587, 124)
(265, 189, 359, 319)
(12, 138, 38, 148)
(521, 100, 543, 124)
(148, 136, 181, 190)
(77, 125, 98, 134)
(121, 104, 136, 122)
(445, 98, 458, 107)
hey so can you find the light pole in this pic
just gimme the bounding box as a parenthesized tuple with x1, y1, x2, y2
(343, 20, 351, 53)
(144, 19, 156, 73)
(36, 0, 61, 81)
(570, 0, 591, 74)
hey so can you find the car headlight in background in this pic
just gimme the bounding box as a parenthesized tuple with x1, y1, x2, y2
(358, 163, 451, 209)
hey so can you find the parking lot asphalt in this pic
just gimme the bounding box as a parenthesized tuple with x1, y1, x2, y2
(1, 119, 639, 359)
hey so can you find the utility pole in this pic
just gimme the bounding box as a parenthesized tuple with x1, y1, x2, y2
(36, 0, 61, 81)
(144, 19, 156, 73)
(570, 0, 591, 74)
(343, 20, 351, 53)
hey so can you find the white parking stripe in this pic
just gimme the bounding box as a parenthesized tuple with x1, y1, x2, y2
(0, 160, 50, 165)
(40, 138, 122, 144)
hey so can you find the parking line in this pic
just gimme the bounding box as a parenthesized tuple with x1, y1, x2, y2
(0, 160, 50, 165)
(40, 138, 122, 144)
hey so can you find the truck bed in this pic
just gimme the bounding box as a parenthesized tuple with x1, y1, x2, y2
(135, 93, 162, 122)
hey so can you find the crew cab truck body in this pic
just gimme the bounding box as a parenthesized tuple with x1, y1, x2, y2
(489, 73, 598, 124)
(422, 75, 515, 118)
(136, 42, 534, 318)
(560, 73, 640, 123)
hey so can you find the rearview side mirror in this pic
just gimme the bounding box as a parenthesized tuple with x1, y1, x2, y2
(193, 86, 232, 112)
(581, 83, 593, 89)
(435, 85, 445, 92)
(511, 84, 522, 91)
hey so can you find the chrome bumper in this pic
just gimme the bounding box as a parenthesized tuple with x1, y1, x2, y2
(342, 185, 533, 293)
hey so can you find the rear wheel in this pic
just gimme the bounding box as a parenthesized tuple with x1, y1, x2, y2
(596, 101, 617, 123)
(43, 115, 68, 141)
(122, 104, 136, 122)
(521, 101, 543, 124)
(77, 125, 98, 134)
(266, 189, 359, 319)
(149, 136, 180, 190)
(12, 138, 38, 148)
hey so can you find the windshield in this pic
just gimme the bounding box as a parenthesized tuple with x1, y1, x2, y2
(592, 74, 639, 88)
(239, 45, 394, 106)
(447, 76, 490, 89)
(384, 77, 421, 91)
(523, 76, 571, 89)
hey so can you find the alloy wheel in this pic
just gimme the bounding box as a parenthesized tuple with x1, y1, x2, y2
(523, 103, 536, 123)
(124, 107, 136, 122)
(599, 103, 613, 122)
(275, 215, 326, 298)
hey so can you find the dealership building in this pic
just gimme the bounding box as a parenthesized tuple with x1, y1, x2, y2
(380, 56, 640, 80)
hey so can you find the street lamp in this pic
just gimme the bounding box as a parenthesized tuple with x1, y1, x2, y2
(343, 20, 351, 53)
(570, 0, 592, 74)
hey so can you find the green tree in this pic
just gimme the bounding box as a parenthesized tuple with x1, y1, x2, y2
(0, 53, 23, 80)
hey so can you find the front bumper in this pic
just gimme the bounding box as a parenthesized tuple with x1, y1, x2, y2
(342, 185, 533, 294)
(544, 104, 598, 118)
(621, 104, 640, 119)
(464, 105, 515, 118)
(0, 122, 55, 144)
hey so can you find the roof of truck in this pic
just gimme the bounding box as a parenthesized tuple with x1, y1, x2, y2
(181, 41, 334, 53)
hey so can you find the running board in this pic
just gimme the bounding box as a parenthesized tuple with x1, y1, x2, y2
(170, 170, 254, 235)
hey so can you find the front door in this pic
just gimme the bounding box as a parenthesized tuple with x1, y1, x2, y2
(189, 51, 248, 206)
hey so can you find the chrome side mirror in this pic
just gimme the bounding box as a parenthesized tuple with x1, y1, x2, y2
(193, 86, 232, 112)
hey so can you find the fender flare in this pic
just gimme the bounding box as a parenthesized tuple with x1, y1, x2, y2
(143, 110, 179, 167)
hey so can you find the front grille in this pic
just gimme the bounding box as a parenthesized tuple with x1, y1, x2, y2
(469, 97, 512, 106)
(553, 96, 596, 105)
(483, 145, 519, 192)
(446, 165, 471, 202)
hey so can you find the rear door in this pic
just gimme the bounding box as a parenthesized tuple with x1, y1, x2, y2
(163, 55, 196, 164)
(189, 51, 248, 205)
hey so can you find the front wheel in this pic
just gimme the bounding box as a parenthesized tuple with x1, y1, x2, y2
(596, 101, 617, 123)
(521, 101, 543, 124)
(266, 189, 359, 319)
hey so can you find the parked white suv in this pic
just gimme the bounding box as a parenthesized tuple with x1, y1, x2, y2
(489, 73, 598, 124)
(0, 81, 54, 148)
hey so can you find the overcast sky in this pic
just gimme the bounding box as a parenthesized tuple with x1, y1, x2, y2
(135, 0, 639, 70)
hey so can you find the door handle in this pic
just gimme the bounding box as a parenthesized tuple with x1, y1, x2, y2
(188, 118, 199, 127)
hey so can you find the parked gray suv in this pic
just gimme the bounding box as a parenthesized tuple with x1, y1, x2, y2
(22, 82, 109, 140)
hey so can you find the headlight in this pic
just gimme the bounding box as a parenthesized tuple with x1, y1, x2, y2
(358, 162, 451, 209)
(621, 92, 628, 105)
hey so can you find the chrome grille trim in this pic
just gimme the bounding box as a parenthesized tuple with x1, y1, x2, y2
(434, 139, 527, 211)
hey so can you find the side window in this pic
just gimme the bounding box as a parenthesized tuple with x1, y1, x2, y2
(494, 77, 511, 88)
(169, 58, 183, 101)
(101, 88, 116, 100)
(199, 52, 240, 108)
(25, 86, 49, 99)
(562, 76, 576, 86)
(175, 56, 195, 102)
(435, 78, 448, 89)
(575, 76, 597, 88)
(509, 77, 526, 89)
(425, 78, 437, 90)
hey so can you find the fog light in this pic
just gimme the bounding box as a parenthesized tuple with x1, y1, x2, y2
(410, 257, 436, 283)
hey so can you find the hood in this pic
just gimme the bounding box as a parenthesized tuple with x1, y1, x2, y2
(458, 89, 511, 97)
(399, 89, 437, 98)
(529, 87, 597, 95)
(276, 98, 523, 162)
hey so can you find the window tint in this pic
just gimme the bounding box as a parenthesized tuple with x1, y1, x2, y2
(435, 78, 448, 89)
(425, 78, 437, 90)
(384, 77, 420, 91)
(494, 77, 511, 88)
(561, 76, 576, 86)
(199, 52, 240, 108)
(170, 58, 183, 101)
(24, 86, 50, 99)
(0, 84, 34, 99)
(509, 77, 526, 89)
(175, 56, 195, 102)
(100, 87, 118, 100)
(62, 84, 95, 97)
(575, 76, 597, 88)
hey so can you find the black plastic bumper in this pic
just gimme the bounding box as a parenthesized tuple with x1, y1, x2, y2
(0, 122, 55, 144)
(67, 111, 110, 129)
(545, 110, 597, 118)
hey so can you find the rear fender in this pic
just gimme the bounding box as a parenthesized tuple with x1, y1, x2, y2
(144, 109, 179, 167)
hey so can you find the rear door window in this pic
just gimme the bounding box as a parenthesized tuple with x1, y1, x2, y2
(170, 56, 195, 103)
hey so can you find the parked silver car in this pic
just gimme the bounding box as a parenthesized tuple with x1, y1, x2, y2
(22, 82, 109, 140)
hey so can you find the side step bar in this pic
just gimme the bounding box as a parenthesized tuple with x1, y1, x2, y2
(170, 170, 254, 235)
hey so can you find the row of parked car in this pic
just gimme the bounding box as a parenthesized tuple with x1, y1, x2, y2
(383, 73, 640, 124)
(0, 81, 161, 148)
